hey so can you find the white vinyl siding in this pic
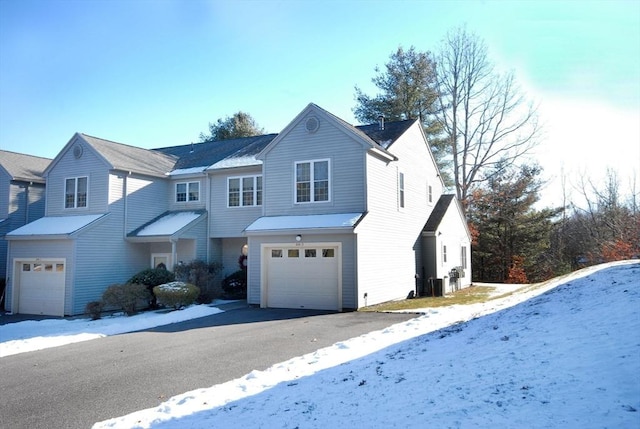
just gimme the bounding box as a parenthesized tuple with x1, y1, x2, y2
(64, 176, 88, 209)
(295, 159, 329, 203)
(228, 175, 262, 207)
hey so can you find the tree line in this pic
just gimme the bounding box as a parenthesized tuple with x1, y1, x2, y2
(198, 26, 638, 283)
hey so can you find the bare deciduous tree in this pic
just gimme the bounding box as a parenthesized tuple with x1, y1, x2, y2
(436, 26, 540, 206)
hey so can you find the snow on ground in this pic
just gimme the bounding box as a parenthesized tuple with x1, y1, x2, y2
(90, 260, 638, 429)
(0, 305, 223, 357)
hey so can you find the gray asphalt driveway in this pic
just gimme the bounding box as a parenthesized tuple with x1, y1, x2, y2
(0, 304, 418, 429)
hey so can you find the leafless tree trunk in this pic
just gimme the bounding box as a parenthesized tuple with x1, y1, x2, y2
(436, 26, 540, 206)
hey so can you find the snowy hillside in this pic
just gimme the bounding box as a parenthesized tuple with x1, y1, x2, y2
(93, 261, 639, 429)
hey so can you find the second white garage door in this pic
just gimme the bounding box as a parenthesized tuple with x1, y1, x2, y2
(264, 245, 340, 311)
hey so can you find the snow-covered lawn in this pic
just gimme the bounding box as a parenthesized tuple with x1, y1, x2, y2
(2, 261, 639, 428)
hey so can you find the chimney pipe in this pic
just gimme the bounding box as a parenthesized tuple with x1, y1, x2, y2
(378, 115, 385, 131)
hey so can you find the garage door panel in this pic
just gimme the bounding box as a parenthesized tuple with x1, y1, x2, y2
(17, 261, 65, 316)
(265, 245, 339, 311)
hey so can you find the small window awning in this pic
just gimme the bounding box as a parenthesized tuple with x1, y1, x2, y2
(245, 212, 365, 235)
(5, 214, 108, 240)
(127, 210, 206, 242)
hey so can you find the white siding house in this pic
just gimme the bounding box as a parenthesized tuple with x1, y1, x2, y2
(4, 104, 471, 316)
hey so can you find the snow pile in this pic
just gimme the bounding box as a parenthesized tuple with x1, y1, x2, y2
(0, 305, 223, 357)
(93, 261, 640, 429)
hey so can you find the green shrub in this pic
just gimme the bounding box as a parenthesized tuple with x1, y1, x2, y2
(174, 260, 223, 304)
(128, 268, 176, 308)
(101, 283, 150, 316)
(153, 282, 200, 310)
(85, 301, 104, 320)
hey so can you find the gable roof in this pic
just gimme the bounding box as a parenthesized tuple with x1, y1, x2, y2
(0, 150, 51, 183)
(79, 134, 177, 177)
(257, 103, 398, 161)
(424, 194, 456, 232)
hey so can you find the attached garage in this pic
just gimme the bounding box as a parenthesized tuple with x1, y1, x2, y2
(14, 259, 66, 316)
(262, 244, 341, 311)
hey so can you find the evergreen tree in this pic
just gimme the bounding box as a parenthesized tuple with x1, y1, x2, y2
(468, 163, 560, 282)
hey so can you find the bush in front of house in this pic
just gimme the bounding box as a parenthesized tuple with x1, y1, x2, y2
(85, 301, 104, 320)
(174, 260, 223, 304)
(153, 282, 200, 310)
(222, 270, 247, 299)
(127, 268, 176, 308)
(101, 283, 150, 316)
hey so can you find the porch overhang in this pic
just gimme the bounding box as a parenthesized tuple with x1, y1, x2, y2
(5, 214, 109, 240)
(244, 212, 365, 236)
(126, 210, 206, 243)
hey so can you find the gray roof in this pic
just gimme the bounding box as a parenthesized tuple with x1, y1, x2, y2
(0, 150, 51, 183)
(80, 134, 177, 178)
(154, 134, 278, 170)
(424, 194, 456, 232)
(356, 120, 417, 149)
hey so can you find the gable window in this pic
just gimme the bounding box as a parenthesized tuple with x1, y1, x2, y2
(176, 182, 199, 202)
(399, 172, 405, 208)
(296, 159, 329, 203)
(228, 176, 262, 207)
(65, 176, 88, 208)
(442, 244, 447, 264)
(427, 183, 433, 204)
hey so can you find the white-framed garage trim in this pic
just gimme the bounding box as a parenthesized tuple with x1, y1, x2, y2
(11, 258, 66, 317)
(260, 242, 342, 311)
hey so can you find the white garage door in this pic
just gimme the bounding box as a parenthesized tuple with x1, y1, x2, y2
(265, 245, 340, 311)
(17, 261, 65, 316)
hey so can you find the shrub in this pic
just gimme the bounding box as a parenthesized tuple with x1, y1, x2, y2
(153, 282, 200, 310)
(174, 260, 223, 304)
(127, 268, 176, 308)
(85, 301, 104, 320)
(222, 270, 247, 299)
(101, 283, 150, 316)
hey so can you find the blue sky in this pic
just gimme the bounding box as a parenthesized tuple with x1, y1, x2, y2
(1, 0, 638, 206)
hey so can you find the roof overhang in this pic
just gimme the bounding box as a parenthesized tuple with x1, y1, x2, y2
(245, 212, 365, 236)
(126, 210, 206, 242)
(5, 213, 109, 240)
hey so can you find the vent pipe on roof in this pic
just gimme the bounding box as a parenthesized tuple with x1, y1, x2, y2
(190, 142, 194, 154)
(378, 115, 385, 131)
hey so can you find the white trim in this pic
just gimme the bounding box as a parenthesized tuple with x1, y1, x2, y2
(260, 242, 342, 310)
(294, 158, 331, 204)
(64, 175, 89, 209)
(227, 175, 263, 208)
(174, 180, 200, 203)
(12, 258, 66, 317)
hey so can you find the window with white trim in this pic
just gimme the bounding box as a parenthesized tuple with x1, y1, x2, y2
(228, 175, 262, 207)
(65, 176, 88, 208)
(399, 172, 405, 208)
(427, 183, 433, 204)
(442, 244, 448, 264)
(295, 159, 329, 203)
(176, 181, 200, 202)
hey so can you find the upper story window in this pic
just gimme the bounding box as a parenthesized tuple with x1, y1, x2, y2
(65, 176, 88, 208)
(295, 159, 329, 203)
(176, 181, 199, 203)
(228, 175, 262, 207)
(427, 183, 433, 204)
(399, 172, 405, 208)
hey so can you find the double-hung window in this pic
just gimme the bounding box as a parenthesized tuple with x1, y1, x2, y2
(176, 182, 200, 202)
(228, 175, 262, 207)
(65, 176, 88, 208)
(295, 159, 329, 203)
